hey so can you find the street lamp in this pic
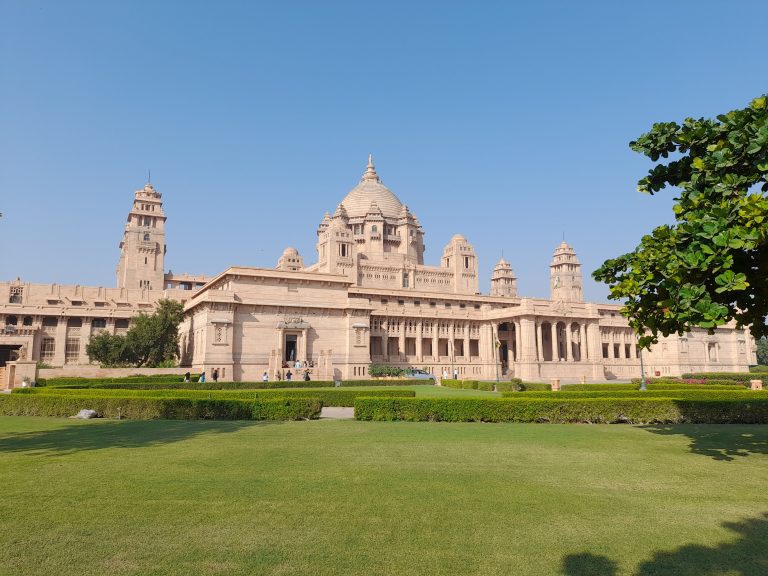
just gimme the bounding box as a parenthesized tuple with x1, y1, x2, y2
(638, 336, 647, 391)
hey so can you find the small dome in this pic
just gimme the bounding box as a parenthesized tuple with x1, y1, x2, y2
(451, 234, 467, 242)
(282, 247, 299, 256)
(494, 257, 511, 268)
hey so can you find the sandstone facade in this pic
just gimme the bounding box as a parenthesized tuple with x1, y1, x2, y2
(0, 160, 757, 386)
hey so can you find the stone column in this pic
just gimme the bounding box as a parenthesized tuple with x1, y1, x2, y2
(432, 324, 439, 361)
(587, 323, 601, 361)
(399, 318, 406, 361)
(608, 330, 615, 359)
(550, 322, 558, 361)
(416, 320, 423, 361)
(519, 318, 536, 362)
(53, 319, 67, 366)
(449, 321, 456, 363)
(566, 323, 573, 362)
(79, 318, 92, 364)
(580, 323, 588, 361)
(513, 320, 521, 361)
(536, 321, 544, 361)
(464, 323, 470, 360)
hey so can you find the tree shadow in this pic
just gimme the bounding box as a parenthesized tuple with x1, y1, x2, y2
(0, 419, 277, 455)
(641, 424, 768, 461)
(560, 513, 768, 576)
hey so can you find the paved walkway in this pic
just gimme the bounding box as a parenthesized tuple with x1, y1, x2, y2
(320, 407, 355, 420)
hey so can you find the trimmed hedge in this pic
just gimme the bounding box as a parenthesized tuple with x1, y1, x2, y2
(42, 380, 337, 390)
(442, 379, 529, 392)
(564, 384, 639, 391)
(0, 394, 321, 420)
(681, 372, 762, 384)
(354, 397, 768, 424)
(13, 387, 416, 407)
(502, 389, 768, 400)
(341, 379, 427, 387)
(38, 375, 201, 387)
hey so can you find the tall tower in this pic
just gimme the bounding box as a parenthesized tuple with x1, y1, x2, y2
(441, 234, 479, 294)
(490, 257, 517, 297)
(116, 182, 167, 290)
(549, 240, 582, 302)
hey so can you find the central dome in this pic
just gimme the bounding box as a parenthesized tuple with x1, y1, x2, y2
(339, 156, 404, 219)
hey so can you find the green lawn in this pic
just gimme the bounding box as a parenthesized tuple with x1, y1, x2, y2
(1, 418, 766, 576)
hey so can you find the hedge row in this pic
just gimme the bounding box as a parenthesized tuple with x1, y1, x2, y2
(38, 378, 425, 390)
(354, 397, 768, 424)
(440, 379, 495, 391)
(43, 380, 337, 390)
(564, 383, 746, 392)
(499, 382, 553, 392)
(0, 394, 321, 420)
(502, 389, 768, 400)
(750, 365, 768, 373)
(39, 375, 202, 386)
(13, 387, 416, 407)
(681, 372, 764, 383)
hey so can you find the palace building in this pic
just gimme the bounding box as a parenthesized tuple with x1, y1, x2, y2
(0, 157, 757, 386)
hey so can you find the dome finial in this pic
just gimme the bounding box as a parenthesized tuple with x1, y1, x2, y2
(362, 154, 380, 182)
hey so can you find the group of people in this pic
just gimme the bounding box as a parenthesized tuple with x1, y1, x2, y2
(281, 359, 314, 369)
(183, 369, 220, 384)
(270, 369, 312, 382)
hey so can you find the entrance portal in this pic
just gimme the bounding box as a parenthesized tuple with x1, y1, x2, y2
(0, 345, 21, 367)
(284, 335, 297, 362)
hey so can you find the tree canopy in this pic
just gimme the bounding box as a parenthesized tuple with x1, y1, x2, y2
(594, 96, 768, 348)
(86, 299, 185, 367)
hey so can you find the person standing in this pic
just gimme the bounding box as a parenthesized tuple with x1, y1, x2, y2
(212, 368, 219, 383)
(200, 371, 206, 383)
(286, 370, 293, 381)
(262, 371, 269, 382)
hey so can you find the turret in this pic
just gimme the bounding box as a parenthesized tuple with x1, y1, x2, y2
(490, 257, 517, 297)
(441, 234, 479, 294)
(550, 240, 582, 302)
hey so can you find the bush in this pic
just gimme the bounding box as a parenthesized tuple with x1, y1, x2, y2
(38, 374, 202, 387)
(502, 389, 768, 400)
(0, 394, 321, 420)
(14, 387, 416, 408)
(681, 372, 761, 384)
(477, 382, 494, 392)
(565, 384, 641, 392)
(354, 397, 768, 424)
(341, 379, 421, 387)
(750, 365, 768, 373)
(368, 364, 405, 377)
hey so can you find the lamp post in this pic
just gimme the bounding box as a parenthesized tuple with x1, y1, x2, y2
(638, 337, 647, 391)
(495, 338, 500, 383)
(449, 340, 454, 381)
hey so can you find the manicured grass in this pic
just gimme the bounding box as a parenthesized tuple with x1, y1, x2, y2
(1, 418, 767, 575)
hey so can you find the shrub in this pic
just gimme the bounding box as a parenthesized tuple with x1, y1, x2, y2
(564, 384, 640, 392)
(354, 397, 768, 424)
(750, 365, 768, 373)
(477, 382, 494, 392)
(341, 379, 421, 387)
(0, 394, 321, 420)
(502, 389, 768, 400)
(368, 364, 405, 377)
(681, 372, 762, 384)
(38, 374, 201, 387)
(13, 387, 416, 407)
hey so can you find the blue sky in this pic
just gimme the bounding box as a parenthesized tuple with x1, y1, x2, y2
(1, 0, 766, 301)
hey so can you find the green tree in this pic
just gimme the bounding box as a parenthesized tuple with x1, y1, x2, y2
(86, 299, 185, 367)
(85, 332, 129, 367)
(757, 337, 768, 366)
(594, 96, 768, 347)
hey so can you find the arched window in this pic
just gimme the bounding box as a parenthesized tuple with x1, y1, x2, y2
(371, 225, 378, 232)
(143, 233, 150, 241)
(5, 315, 17, 326)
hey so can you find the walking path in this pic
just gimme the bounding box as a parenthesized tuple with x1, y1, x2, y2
(320, 407, 355, 420)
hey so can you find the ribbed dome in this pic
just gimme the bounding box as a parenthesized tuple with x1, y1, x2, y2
(339, 156, 404, 219)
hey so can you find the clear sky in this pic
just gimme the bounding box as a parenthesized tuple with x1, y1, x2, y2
(1, 0, 766, 301)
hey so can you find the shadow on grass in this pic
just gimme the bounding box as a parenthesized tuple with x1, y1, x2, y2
(0, 419, 275, 455)
(642, 424, 768, 461)
(561, 512, 768, 576)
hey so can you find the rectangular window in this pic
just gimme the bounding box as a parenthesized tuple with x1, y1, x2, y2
(92, 318, 107, 329)
(65, 338, 80, 362)
(9, 287, 23, 304)
(414, 301, 420, 306)
(430, 302, 436, 308)
(602, 343, 609, 359)
(41, 337, 56, 361)
(398, 300, 404, 306)
(42, 317, 58, 327)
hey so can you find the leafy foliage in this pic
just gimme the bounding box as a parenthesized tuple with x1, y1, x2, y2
(86, 300, 184, 367)
(368, 364, 405, 377)
(593, 96, 768, 347)
(354, 396, 768, 424)
(757, 337, 768, 365)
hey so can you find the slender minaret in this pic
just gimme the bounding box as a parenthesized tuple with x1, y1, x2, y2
(549, 240, 582, 302)
(116, 182, 167, 290)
